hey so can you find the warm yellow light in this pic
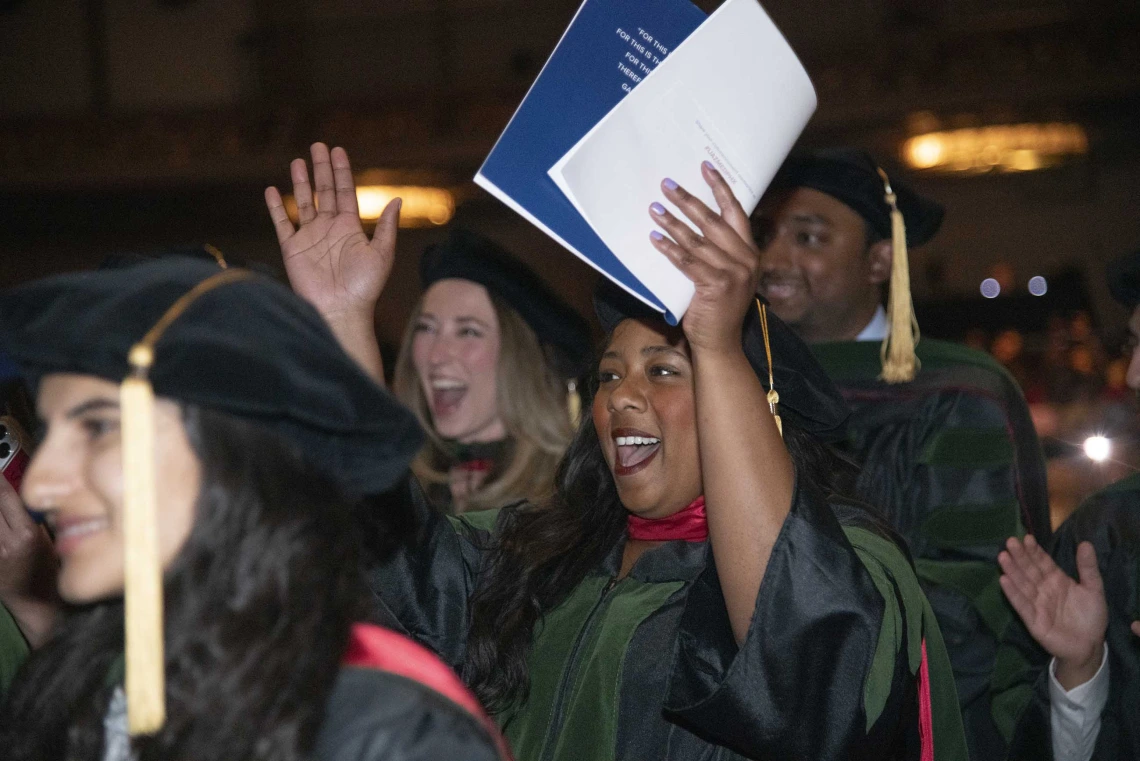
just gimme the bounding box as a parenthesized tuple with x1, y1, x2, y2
(901, 123, 1088, 175)
(1009, 149, 1042, 172)
(906, 135, 945, 169)
(284, 185, 455, 228)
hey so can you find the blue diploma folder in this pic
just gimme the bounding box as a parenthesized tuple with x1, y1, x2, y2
(475, 0, 706, 318)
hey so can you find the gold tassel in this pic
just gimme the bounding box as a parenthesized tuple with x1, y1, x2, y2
(756, 299, 783, 438)
(202, 244, 228, 269)
(121, 345, 165, 736)
(876, 168, 920, 384)
(567, 379, 581, 428)
(118, 267, 252, 736)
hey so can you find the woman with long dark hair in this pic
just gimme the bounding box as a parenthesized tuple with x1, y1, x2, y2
(0, 257, 505, 761)
(291, 160, 969, 759)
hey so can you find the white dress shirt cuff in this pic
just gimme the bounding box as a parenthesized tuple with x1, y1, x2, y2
(1049, 643, 1110, 761)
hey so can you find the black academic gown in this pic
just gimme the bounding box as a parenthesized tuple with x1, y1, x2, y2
(1, 619, 503, 761)
(365, 477, 967, 761)
(313, 622, 507, 761)
(812, 338, 1052, 760)
(994, 474, 1140, 761)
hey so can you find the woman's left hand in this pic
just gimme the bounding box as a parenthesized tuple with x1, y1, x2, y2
(649, 162, 760, 354)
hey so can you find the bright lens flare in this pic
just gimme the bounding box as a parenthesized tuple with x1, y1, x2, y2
(1083, 436, 1111, 463)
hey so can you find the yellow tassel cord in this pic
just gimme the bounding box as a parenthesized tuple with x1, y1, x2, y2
(202, 244, 228, 269)
(876, 168, 920, 384)
(756, 299, 783, 438)
(566, 379, 581, 428)
(121, 349, 163, 735)
(120, 268, 252, 736)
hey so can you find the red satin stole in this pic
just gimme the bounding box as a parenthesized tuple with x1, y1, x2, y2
(343, 623, 512, 759)
(626, 496, 708, 542)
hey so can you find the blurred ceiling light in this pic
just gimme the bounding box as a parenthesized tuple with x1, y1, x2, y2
(980, 278, 1001, 298)
(902, 123, 1088, 175)
(1083, 435, 1111, 463)
(1028, 276, 1048, 296)
(284, 184, 455, 228)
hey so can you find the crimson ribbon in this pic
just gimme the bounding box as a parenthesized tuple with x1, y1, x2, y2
(627, 496, 708, 542)
(343, 623, 512, 759)
(918, 639, 934, 761)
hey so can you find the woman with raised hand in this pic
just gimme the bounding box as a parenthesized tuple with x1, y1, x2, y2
(266, 144, 590, 513)
(279, 152, 968, 758)
(0, 256, 506, 761)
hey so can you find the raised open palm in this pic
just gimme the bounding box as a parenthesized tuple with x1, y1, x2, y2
(999, 535, 1108, 668)
(265, 143, 399, 321)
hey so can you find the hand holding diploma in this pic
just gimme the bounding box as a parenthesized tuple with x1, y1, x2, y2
(647, 162, 761, 355)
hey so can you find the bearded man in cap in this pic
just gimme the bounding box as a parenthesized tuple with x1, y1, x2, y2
(753, 148, 1051, 760)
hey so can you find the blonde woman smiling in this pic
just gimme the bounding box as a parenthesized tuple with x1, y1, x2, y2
(267, 144, 590, 513)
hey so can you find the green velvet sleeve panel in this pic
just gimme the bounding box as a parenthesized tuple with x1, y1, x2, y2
(0, 602, 30, 697)
(848, 527, 969, 761)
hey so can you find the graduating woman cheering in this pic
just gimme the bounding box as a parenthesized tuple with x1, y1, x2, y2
(286, 158, 969, 760)
(266, 145, 591, 514)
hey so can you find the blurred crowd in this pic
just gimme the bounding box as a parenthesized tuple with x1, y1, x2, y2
(971, 312, 1140, 526)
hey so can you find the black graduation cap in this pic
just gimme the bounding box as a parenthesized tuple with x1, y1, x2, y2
(1107, 247, 1140, 308)
(593, 282, 849, 442)
(99, 243, 229, 271)
(420, 228, 593, 378)
(771, 148, 945, 247)
(0, 256, 423, 498)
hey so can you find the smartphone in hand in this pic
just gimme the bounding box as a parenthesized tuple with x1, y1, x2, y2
(1, 415, 31, 493)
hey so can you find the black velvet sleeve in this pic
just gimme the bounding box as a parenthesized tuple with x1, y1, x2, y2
(662, 478, 891, 759)
(314, 668, 502, 761)
(358, 477, 491, 671)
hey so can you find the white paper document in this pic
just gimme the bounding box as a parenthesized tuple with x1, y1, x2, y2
(550, 0, 816, 320)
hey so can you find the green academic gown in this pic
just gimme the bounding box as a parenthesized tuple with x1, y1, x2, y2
(0, 602, 29, 697)
(366, 477, 968, 761)
(811, 338, 1052, 760)
(993, 473, 1140, 760)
